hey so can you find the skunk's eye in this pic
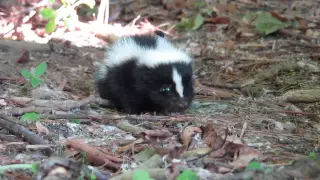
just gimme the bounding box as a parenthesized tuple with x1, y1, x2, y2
(159, 86, 172, 93)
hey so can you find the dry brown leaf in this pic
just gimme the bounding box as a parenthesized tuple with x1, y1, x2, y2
(16, 49, 30, 64)
(201, 123, 225, 150)
(35, 121, 50, 135)
(216, 40, 236, 50)
(213, 3, 238, 15)
(229, 145, 261, 168)
(65, 138, 120, 169)
(163, 0, 197, 10)
(181, 125, 202, 150)
(206, 17, 231, 25)
(167, 146, 186, 162)
(117, 138, 144, 153)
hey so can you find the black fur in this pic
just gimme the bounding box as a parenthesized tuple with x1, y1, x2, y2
(132, 35, 157, 49)
(96, 34, 194, 115)
(154, 30, 165, 38)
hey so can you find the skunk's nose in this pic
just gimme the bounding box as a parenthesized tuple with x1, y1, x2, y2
(178, 100, 188, 108)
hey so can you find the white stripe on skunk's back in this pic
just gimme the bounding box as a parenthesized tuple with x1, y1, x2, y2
(104, 36, 192, 68)
(172, 67, 184, 97)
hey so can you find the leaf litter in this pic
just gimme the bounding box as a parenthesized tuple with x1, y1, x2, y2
(0, 0, 320, 180)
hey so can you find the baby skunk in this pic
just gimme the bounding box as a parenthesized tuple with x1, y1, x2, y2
(95, 32, 194, 114)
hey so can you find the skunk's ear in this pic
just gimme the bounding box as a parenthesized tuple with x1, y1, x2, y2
(154, 30, 165, 38)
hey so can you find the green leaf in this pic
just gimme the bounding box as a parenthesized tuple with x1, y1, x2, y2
(82, 152, 88, 165)
(176, 18, 193, 31)
(89, 173, 97, 180)
(191, 13, 204, 30)
(31, 77, 44, 88)
(245, 160, 262, 171)
(21, 69, 32, 79)
(49, 0, 55, 3)
(194, 1, 206, 8)
(34, 62, 47, 77)
(252, 11, 288, 35)
(45, 19, 57, 33)
(132, 170, 154, 180)
(176, 14, 204, 31)
(134, 148, 155, 163)
(177, 170, 199, 180)
(31, 163, 38, 174)
(71, 119, 81, 124)
(40, 8, 56, 20)
(20, 112, 40, 122)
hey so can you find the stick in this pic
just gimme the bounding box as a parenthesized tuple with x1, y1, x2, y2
(0, 115, 53, 156)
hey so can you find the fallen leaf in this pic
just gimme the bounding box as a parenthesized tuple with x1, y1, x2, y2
(229, 145, 261, 168)
(201, 123, 225, 150)
(16, 49, 30, 63)
(117, 138, 144, 153)
(181, 125, 202, 150)
(213, 3, 238, 14)
(167, 146, 186, 161)
(35, 121, 50, 135)
(206, 17, 230, 24)
(0, 99, 7, 107)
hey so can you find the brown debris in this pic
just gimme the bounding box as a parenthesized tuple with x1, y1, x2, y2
(279, 89, 320, 103)
(65, 138, 121, 170)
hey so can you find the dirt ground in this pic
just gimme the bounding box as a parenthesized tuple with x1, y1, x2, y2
(0, 0, 320, 179)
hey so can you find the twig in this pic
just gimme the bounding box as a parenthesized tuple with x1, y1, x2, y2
(5, 107, 54, 116)
(264, 110, 319, 116)
(7, 96, 111, 111)
(239, 121, 247, 139)
(65, 138, 121, 170)
(279, 29, 320, 42)
(0, 114, 53, 156)
(0, 77, 26, 84)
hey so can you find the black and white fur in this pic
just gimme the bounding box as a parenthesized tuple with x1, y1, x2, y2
(95, 32, 194, 114)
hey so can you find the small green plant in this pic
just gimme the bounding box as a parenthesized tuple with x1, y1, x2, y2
(245, 160, 273, 174)
(39, 0, 96, 33)
(245, 160, 263, 171)
(176, 1, 209, 31)
(132, 169, 154, 180)
(82, 152, 89, 165)
(20, 112, 40, 122)
(89, 173, 97, 180)
(308, 152, 320, 166)
(177, 169, 199, 180)
(176, 14, 204, 31)
(71, 119, 81, 124)
(31, 163, 38, 174)
(243, 11, 290, 36)
(21, 61, 47, 88)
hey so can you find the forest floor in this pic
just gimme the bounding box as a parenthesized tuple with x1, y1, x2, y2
(0, 0, 320, 180)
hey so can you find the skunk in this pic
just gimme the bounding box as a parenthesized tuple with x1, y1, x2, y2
(95, 32, 194, 114)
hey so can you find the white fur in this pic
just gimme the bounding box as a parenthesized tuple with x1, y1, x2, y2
(104, 36, 192, 68)
(172, 67, 184, 97)
(96, 63, 108, 80)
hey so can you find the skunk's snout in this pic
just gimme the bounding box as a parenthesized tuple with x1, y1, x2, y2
(177, 99, 189, 109)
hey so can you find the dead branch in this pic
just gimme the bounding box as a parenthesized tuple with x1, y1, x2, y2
(279, 29, 320, 42)
(279, 89, 320, 103)
(0, 77, 26, 84)
(5, 106, 54, 116)
(65, 138, 121, 170)
(0, 114, 53, 156)
(7, 96, 111, 111)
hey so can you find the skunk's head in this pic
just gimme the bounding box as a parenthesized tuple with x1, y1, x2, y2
(136, 62, 194, 114)
(131, 36, 194, 114)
